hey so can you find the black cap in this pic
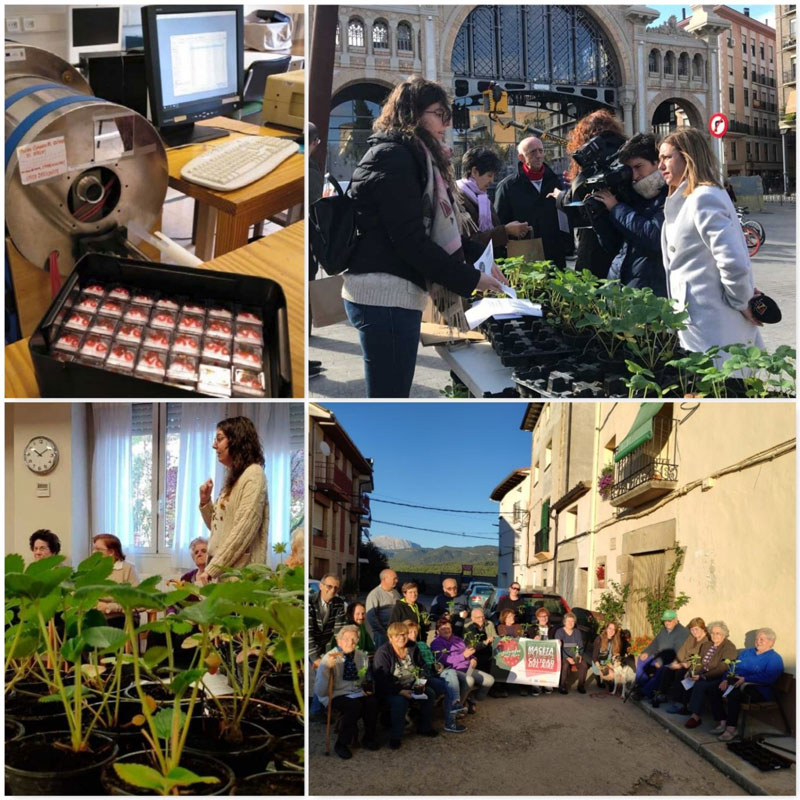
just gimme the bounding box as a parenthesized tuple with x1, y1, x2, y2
(748, 293, 781, 324)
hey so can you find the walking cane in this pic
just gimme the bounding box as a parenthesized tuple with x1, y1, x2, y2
(324, 666, 334, 755)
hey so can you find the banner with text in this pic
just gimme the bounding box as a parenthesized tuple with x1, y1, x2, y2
(491, 637, 561, 687)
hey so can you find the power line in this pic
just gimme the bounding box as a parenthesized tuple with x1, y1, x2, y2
(371, 518, 497, 541)
(371, 497, 497, 514)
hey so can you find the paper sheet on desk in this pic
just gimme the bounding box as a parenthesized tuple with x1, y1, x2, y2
(465, 298, 542, 329)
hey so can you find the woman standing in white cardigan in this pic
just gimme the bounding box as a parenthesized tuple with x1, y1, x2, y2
(197, 416, 268, 584)
(658, 127, 763, 357)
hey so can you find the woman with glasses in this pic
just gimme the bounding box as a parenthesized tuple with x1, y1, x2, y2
(373, 621, 438, 749)
(197, 416, 268, 584)
(345, 76, 506, 397)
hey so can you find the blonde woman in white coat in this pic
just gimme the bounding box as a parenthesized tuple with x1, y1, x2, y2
(658, 128, 763, 358)
(197, 416, 268, 584)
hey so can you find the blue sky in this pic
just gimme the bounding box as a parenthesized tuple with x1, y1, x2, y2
(324, 403, 532, 550)
(648, 5, 775, 27)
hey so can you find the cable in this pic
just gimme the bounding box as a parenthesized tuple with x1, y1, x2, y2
(371, 497, 497, 515)
(370, 518, 497, 541)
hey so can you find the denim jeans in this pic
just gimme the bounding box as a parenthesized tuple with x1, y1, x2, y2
(428, 669, 460, 724)
(386, 687, 435, 741)
(344, 300, 422, 398)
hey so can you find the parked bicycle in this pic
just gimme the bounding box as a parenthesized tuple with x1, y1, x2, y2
(736, 206, 766, 245)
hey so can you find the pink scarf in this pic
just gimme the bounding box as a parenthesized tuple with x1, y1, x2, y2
(457, 177, 493, 232)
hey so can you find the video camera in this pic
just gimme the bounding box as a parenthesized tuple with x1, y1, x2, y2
(567, 131, 634, 212)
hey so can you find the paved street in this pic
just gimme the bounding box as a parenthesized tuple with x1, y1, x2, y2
(309, 200, 796, 399)
(309, 687, 750, 795)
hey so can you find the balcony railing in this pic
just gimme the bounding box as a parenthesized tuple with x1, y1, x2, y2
(783, 69, 797, 83)
(729, 120, 751, 135)
(610, 417, 679, 508)
(314, 461, 353, 501)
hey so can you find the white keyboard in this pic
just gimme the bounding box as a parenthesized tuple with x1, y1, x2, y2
(180, 135, 299, 192)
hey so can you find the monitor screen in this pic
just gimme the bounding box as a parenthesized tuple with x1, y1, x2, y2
(67, 6, 122, 64)
(142, 5, 243, 142)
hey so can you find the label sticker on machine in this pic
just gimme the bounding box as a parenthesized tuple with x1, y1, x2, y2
(5, 47, 26, 62)
(17, 136, 68, 185)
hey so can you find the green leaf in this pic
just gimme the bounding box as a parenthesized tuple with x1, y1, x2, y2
(165, 766, 220, 786)
(25, 554, 67, 576)
(271, 635, 304, 664)
(5, 553, 25, 575)
(18, 591, 61, 624)
(83, 626, 128, 651)
(170, 668, 206, 698)
(62, 635, 87, 663)
(113, 763, 171, 792)
(142, 646, 169, 669)
(152, 706, 187, 739)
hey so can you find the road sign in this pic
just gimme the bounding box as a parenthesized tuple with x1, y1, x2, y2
(709, 113, 728, 138)
(462, 564, 473, 574)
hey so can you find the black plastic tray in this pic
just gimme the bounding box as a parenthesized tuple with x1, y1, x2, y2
(29, 253, 291, 398)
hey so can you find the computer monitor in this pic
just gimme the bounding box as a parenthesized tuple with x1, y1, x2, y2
(141, 5, 244, 148)
(67, 5, 123, 65)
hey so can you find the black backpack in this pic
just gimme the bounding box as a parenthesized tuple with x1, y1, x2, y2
(308, 174, 358, 275)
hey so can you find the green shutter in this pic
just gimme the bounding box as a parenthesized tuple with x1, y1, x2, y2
(614, 403, 664, 463)
(541, 500, 550, 550)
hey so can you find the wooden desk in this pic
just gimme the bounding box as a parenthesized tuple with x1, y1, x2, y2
(168, 117, 303, 260)
(5, 222, 305, 399)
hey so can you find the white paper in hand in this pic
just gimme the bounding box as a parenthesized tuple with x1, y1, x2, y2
(474, 239, 494, 274)
(681, 677, 695, 691)
(502, 283, 517, 299)
(722, 685, 734, 698)
(465, 298, 542, 329)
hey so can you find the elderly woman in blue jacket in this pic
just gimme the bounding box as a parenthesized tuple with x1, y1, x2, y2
(707, 627, 784, 741)
(658, 127, 762, 359)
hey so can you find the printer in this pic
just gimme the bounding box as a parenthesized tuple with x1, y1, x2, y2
(261, 68, 304, 131)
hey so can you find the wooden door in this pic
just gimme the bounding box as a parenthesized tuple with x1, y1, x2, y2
(628, 551, 666, 638)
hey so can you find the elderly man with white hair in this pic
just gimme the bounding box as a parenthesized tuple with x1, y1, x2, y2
(313, 624, 379, 759)
(706, 627, 784, 741)
(494, 135, 568, 268)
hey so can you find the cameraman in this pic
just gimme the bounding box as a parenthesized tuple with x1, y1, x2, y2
(591, 133, 668, 296)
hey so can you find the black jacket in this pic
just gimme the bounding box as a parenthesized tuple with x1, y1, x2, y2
(430, 592, 470, 637)
(373, 641, 427, 696)
(602, 186, 668, 296)
(389, 599, 430, 638)
(494, 163, 568, 268)
(348, 130, 482, 296)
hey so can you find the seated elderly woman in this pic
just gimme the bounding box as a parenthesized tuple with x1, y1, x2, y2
(662, 618, 710, 714)
(683, 621, 738, 730)
(431, 617, 495, 712)
(373, 621, 438, 749)
(405, 620, 466, 733)
(705, 627, 784, 741)
(346, 601, 375, 655)
(29, 529, 62, 561)
(92, 534, 139, 627)
(313, 624, 379, 759)
(181, 537, 208, 584)
(496, 608, 528, 696)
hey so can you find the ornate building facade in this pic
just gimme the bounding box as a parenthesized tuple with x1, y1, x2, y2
(318, 4, 746, 180)
(776, 3, 796, 190)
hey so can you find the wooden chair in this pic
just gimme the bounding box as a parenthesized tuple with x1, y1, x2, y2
(734, 673, 794, 740)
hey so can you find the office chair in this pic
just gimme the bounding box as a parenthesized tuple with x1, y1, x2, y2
(243, 56, 292, 104)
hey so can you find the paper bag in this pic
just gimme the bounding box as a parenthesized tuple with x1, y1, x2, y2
(310, 275, 347, 327)
(506, 237, 544, 260)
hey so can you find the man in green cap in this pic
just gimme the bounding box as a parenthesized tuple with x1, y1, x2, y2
(632, 610, 687, 702)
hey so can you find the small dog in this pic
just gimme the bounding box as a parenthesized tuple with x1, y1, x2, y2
(611, 656, 635, 699)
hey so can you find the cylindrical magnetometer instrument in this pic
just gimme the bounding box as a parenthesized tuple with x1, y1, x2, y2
(5, 44, 168, 274)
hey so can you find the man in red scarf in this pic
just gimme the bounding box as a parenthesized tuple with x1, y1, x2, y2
(494, 136, 569, 268)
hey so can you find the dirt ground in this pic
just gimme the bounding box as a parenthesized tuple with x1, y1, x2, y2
(308, 687, 748, 795)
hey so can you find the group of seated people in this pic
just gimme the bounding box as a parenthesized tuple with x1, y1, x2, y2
(312, 577, 785, 757)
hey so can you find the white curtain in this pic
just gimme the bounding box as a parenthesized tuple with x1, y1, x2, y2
(171, 403, 292, 570)
(171, 403, 225, 570)
(91, 404, 133, 549)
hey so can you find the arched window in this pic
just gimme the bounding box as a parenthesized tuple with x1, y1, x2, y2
(678, 52, 689, 77)
(397, 22, 413, 54)
(664, 51, 675, 75)
(692, 54, 703, 79)
(648, 49, 661, 73)
(348, 18, 364, 48)
(372, 20, 389, 51)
